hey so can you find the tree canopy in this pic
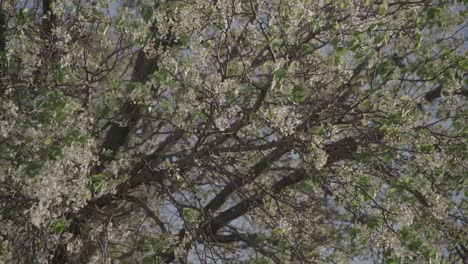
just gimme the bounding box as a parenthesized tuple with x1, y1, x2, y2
(0, 0, 467, 263)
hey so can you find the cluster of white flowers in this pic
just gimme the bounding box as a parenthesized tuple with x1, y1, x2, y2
(266, 105, 301, 136)
(0, 101, 19, 139)
(215, 105, 242, 132)
(278, 217, 293, 234)
(6, 33, 42, 82)
(52, 25, 72, 52)
(313, 147, 328, 170)
(380, 233, 409, 258)
(397, 204, 414, 226)
(29, 140, 95, 227)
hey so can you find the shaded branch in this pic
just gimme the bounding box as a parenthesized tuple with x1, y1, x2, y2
(124, 195, 168, 234)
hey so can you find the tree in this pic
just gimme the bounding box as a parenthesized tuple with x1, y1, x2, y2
(0, 0, 466, 263)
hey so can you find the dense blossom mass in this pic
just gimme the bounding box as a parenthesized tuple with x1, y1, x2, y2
(0, 0, 466, 263)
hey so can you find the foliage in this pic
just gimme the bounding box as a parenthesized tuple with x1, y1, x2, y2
(0, 0, 466, 263)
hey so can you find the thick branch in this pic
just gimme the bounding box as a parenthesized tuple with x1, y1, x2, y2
(42, 0, 56, 36)
(204, 145, 292, 213)
(424, 85, 467, 101)
(125, 195, 168, 233)
(201, 169, 307, 235)
(204, 136, 357, 214)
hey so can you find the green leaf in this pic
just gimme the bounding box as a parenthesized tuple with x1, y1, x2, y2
(420, 143, 435, 153)
(382, 152, 393, 163)
(140, 6, 153, 22)
(311, 126, 325, 135)
(271, 38, 283, 49)
(16, 8, 29, 25)
(378, 60, 394, 75)
(366, 218, 379, 230)
(331, 54, 340, 65)
(350, 228, 360, 240)
(408, 239, 423, 252)
(299, 43, 313, 55)
(398, 226, 411, 241)
(228, 63, 239, 76)
(44, 136, 53, 146)
(25, 162, 43, 177)
(182, 208, 199, 221)
(151, 69, 173, 85)
(274, 68, 287, 81)
(77, 134, 91, 144)
(383, 32, 390, 44)
(359, 174, 371, 188)
(91, 174, 105, 194)
(142, 255, 155, 264)
(367, 24, 379, 32)
(292, 84, 306, 103)
(274, 68, 287, 89)
(423, 248, 437, 261)
(336, 47, 347, 57)
(44, 147, 63, 161)
(273, 228, 284, 236)
(361, 99, 372, 112)
(379, 2, 388, 16)
(179, 33, 190, 46)
(348, 36, 361, 51)
(54, 64, 66, 84)
(448, 143, 467, 154)
(51, 218, 66, 234)
(386, 257, 399, 264)
(330, 36, 339, 48)
(427, 7, 441, 20)
(399, 95, 410, 102)
(458, 59, 468, 71)
(414, 29, 423, 49)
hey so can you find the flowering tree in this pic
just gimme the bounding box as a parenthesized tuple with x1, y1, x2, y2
(0, 0, 466, 263)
